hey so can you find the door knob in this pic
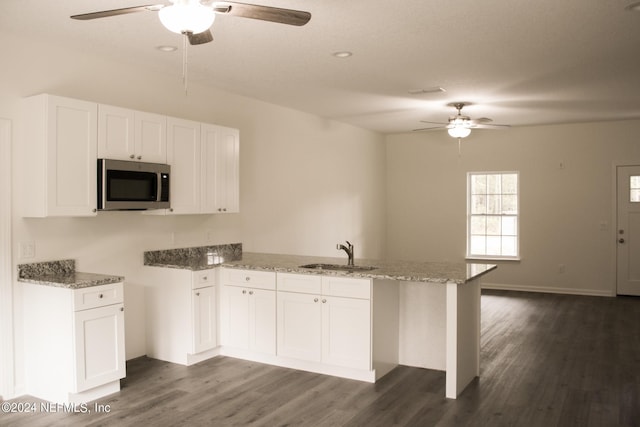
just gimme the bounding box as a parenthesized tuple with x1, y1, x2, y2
(619, 238, 625, 244)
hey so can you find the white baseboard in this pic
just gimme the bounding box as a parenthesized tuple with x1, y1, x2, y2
(481, 282, 615, 297)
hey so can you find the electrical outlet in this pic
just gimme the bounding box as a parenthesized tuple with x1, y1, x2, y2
(20, 241, 36, 259)
(558, 264, 565, 274)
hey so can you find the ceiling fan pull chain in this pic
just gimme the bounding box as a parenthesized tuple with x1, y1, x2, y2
(182, 32, 189, 95)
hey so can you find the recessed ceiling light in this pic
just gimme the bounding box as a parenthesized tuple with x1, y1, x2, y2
(408, 87, 446, 95)
(156, 45, 178, 52)
(626, 2, 640, 11)
(332, 51, 353, 58)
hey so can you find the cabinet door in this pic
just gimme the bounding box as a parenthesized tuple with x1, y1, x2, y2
(135, 111, 166, 163)
(201, 124, 240, 214)
(74, 303, 126, 392)
(98, 104, 135, 160)
(220, 285, 249, 349)
(166, 117, 201, 214)
(322, 296, 371, 370)
(98, 106, 166, 163)
(248, 289, 276, 354)
(46, 95, 98, 216)
(277, 291, 322, 362)
(214, 125, 240, 213)
(192, 286, 217, 354)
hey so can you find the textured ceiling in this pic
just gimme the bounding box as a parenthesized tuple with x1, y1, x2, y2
(2, 0, 640, 133)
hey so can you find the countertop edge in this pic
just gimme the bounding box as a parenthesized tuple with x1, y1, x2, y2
(18, 273, 125, 289)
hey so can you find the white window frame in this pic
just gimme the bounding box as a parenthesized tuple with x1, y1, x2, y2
(466, 171, 520, 261)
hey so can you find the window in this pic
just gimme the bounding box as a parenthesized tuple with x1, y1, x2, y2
(631, 176, 640, 202)
(467, 172, 519, 259)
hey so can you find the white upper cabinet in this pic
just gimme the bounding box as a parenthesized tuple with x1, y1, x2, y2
(168, 122, 240, 215)
(166, 117, 202, 214)
(18, 94, 237, 217)
(20, 94, 98, 217)
(98, 104, 167, 163)
(202, 124, 240, 214)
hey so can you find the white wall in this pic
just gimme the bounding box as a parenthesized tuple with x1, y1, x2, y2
(0, 31, 386, 397)
(386, 120, 640, 296)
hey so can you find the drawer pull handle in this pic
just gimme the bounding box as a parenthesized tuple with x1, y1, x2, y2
(314, 298, 319, 302)
(242, 290, 247, 294)
(99, 294, 104, 299)
(120, 307, 124, 312)
(196, 292, 200, 296)
(322, 299, 327, 303)
(249, 291, 254, 295)
(245, 276, 250, 281)
(203, 276, 208, 281)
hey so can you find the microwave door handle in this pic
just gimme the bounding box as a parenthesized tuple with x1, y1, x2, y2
(157, 172, 162, 202)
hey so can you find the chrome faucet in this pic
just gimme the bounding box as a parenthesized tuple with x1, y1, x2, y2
(336, 241, 354, 266)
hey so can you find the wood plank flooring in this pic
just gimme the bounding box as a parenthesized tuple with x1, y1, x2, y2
(3, 290, 640, 427)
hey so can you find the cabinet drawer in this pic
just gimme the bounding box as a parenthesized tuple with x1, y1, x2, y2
(223, 268, 276, 290)
(73, 282, 124, 311)
(193, 269, 216, 289)
(277, 273, 322, 294)
(321, 276, 371, 299)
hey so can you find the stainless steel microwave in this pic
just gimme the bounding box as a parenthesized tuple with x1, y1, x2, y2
(97, 159, 170, 211)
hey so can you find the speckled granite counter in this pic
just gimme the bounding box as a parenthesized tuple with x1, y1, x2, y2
(220, 252, 496, 284)
(18, 259, 124, 289)
(144, 245, 496, 284)
(144, 243, 242, 271)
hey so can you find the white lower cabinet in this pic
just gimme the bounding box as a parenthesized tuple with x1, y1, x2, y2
(23, 282, 126, 404)
(321, 295, 371, 369)
(276, 273, 372, 370)
(192, 285, 217, 354)
(276, 291, 322, 361)
(145, 268, 218, 365)
(220, 268, 276, 355)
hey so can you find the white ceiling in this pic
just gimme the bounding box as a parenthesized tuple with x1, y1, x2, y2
(2, 0, 640, 133)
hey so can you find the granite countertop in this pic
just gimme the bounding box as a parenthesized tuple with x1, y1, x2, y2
(144, 244, 496, 284)
(221, 252, 496, 284)
(18, 259, 124, 289)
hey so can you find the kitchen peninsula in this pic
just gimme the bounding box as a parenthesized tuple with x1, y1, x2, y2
(143, 246, 496, 399)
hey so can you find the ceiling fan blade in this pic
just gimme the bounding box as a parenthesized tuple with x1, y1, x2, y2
(188, 30, 214, 45)
(472, 123, 511, 129)
(412, 126, 446, 132)
(70, 4, 165, 20)
(212, 1, 311, 26)
(419, 120, 449, 125)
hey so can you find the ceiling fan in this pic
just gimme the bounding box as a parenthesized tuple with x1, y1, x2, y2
(71, 1, 311, 93)
(413, 102, 510, 138)
(70, 0, 312, 45)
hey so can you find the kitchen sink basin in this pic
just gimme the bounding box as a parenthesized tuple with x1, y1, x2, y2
(298, 263, 377, 272)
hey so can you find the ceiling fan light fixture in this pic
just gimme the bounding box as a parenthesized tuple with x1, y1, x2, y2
(158, 1, 215, 34)
(448, 126, 471, 138)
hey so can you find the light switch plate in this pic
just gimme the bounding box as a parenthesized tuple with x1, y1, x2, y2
(20, 241, 35, 259)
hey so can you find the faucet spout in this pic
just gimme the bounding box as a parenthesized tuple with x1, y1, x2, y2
(336, 240, 354, 266)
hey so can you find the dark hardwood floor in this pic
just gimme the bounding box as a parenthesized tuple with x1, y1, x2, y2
(3, 290, 640, 427)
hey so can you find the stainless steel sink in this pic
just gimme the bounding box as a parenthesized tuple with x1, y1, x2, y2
(298, 263, 377, 272)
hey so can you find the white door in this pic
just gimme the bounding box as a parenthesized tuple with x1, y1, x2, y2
(321, 296, 371, 369)
(220, 286, 249, 349)
(276, 291, 322, 362)
(192, 286, 217, 354)
(74, 304, 126, 392)
(98, 105, 135, 160)
(617, 165, 640, 295)
(135, 111, 167, 163)
(248, 289, 276, 354)
(47, 95, 98, 216)
(166, 117, 201, 214)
